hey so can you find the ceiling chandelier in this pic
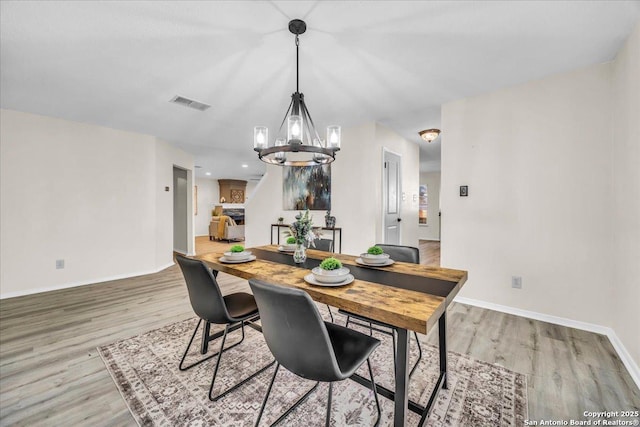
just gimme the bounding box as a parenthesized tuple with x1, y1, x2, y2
(419, 129, 441, 143)
(253, 19, 341, 167)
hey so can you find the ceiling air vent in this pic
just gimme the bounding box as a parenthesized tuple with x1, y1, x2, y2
(169, 96, 211, 111)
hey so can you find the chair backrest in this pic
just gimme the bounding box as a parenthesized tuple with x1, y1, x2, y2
(313, 238, 333, 252)
(374, 244, 420, 264)
(249, 279, 343, 382)
(175, 255, 230, 324)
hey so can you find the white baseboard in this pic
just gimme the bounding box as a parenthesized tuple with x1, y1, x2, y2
(0, 261, 176, 300)
(453, 296, 640, 389)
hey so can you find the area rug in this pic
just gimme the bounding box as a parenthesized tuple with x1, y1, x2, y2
(98, 308, 527, 426)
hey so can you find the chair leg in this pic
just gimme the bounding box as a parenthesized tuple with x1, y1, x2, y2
(409, 331, 423, 378)
(208, 322, 275, 401)
(180, 319, 249, 371)
(325, 305, 334, 323)
(255, 363, 320, 427)
(255, 363, 280, 427)
(345, 315, 351, 328)
(392, 330, 397, 371)
(367, 358, 382, 427)
(179, 319, 218, 371)
(271, 381, 320, 426)
(325, 382, 333, 427)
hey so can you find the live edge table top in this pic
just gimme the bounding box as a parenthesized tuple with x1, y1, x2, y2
(194, 245, 467, 334)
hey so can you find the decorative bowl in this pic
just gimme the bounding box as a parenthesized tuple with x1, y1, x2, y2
(224, 250, 252, 261)
(359, 253, 391, 265)
(311, 267, 351, 284)
(282, 243, 298, 251)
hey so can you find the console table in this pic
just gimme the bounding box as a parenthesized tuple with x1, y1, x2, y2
(270, 223, 342, 253)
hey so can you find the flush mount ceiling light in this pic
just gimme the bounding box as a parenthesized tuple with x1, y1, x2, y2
(253, 19, 341, 167)
(419, 129, 441, 143)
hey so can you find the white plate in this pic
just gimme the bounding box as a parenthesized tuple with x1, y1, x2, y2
(355, 258, 395, 267)
(219, 255, 257, 264)
(278, 246, 295, 252)
(304, 273, 354, 287)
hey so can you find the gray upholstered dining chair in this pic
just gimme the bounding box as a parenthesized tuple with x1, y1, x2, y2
(175, 255, 274, 401)
(341, 244, 424, 378)
(310, 237, 336, 322)
(312, 238, 334, 252)
(249, 279, 382, 427)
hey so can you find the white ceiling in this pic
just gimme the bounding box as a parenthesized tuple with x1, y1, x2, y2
(2, 1, 638, 179)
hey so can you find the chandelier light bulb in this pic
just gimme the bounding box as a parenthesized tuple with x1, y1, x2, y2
(327, 126, 341, 149)
(254, 126, 268, 149)
(288, 115, 303, 143)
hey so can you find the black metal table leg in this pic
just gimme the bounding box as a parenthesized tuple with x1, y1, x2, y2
(394, 328, 409, 427)
(439, 311, 447, 389)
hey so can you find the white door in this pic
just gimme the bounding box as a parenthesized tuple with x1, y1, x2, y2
(383, 150, 401, 244)
(173, 167, 188, 254)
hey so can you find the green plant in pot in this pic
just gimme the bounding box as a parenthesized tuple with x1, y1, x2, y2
(224, 244, 251, 261)
(312, 257, 349, 284)
(320, 257, 342, 271)
(360, 245, 390, 265)
(367, 246, 384, 255)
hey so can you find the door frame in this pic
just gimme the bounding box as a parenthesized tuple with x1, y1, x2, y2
(381, 147, 402, 245)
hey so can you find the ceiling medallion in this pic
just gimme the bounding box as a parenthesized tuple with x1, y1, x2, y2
(253, 19, 341, 167)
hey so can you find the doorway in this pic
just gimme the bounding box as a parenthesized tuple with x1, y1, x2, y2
(382, 149, 402, 244)
(173, 167, 188, 254)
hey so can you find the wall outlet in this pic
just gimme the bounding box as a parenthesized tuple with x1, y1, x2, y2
(511, 276, 522, 289)
(56, 259, 65, 269)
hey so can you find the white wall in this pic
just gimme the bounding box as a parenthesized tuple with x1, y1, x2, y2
(0, 109, 194, 298)
(418, 172, 441, 241)
(154, 139, 194, 266)
(194, 177, 219, 236)
(441, 62, 614, 328)
(246, 122, 419, 254)
(611, 23, 640, 365)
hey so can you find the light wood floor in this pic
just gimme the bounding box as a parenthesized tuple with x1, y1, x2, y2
(1, 238, 638, 426)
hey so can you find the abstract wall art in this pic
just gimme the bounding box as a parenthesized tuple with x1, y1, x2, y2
(283, 165, 331, 210)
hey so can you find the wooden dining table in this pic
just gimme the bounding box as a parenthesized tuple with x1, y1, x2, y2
(194, 245, 467, 426)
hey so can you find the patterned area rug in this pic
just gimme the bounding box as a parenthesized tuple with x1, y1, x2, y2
(98, 308, 527, 426)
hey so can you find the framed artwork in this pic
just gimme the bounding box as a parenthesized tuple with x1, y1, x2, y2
(283, 165, 331, 210)
(419, 184, 428, 224)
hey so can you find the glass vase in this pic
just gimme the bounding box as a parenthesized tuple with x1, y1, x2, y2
(293, 243, 307, 263)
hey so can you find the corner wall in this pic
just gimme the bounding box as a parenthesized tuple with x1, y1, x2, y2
(0, 109, 194, 298)
(611, 23, 640, 366)
(245, 122, 419, 254)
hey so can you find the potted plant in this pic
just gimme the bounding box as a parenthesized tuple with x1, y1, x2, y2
(286, 210, 320, 263)
(224, 244, 251, 261)
(360, 245, 390, 265)
(312, 257, 350, 283)
(282, 236, 297, 251)
(277, 217, 284, 225)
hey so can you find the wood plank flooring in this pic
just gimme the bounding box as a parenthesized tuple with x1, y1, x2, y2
(0, 237, 638, 426)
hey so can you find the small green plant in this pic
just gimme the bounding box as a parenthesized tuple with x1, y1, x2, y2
(286, 237, 296, 244)
(319, 257, 342, 271)
(230, 245, 245, 253)
(278, 217, 284, 222)
(367, 246, 384, 255)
